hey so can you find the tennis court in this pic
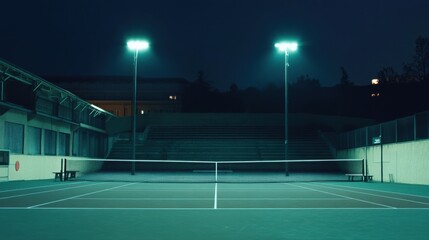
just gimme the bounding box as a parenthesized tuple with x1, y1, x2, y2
(2, 179, 429, 239)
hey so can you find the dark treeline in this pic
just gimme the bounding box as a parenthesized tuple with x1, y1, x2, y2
(182, 36, 429, 122)
(182, 73, 429, 122)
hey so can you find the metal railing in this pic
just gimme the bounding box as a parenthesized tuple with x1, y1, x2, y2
(337, 111, 429, 149)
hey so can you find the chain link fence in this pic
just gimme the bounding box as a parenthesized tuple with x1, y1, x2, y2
(337, 111, 429, 149)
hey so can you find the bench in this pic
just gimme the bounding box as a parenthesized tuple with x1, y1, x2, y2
(53, 172, 63, 181)
(64, 170, 79, 181)
(53, 171, 79, 181)
(345, 173, 373, 182)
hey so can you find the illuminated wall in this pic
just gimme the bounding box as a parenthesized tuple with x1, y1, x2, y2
(0, 108, 106, 181)
(337, 140, 429, 185)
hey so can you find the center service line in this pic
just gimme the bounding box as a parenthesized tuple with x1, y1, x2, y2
(214, 182, 218, 209)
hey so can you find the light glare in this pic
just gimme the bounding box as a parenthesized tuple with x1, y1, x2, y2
(275, 42, 298, 52)
(127, 40, 149, 51)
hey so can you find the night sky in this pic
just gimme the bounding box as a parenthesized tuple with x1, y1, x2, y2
(1, 0, 428, 90)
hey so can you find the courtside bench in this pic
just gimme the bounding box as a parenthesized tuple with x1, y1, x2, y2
(345, 173, 373, 182)
(53, 172, 63, 181)
(64, 170, 79, 181)
(53, 171, 79, 181)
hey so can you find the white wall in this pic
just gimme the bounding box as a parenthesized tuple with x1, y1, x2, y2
(7, 155, 103, 181)
(0, 166, 8, 181)
(0, 108, 105, 181)
(337, 139, 429, 185)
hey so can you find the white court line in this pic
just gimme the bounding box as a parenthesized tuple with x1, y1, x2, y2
(218, 198, 347, 201)
(306, 183, 429, 206)
(27, 182, 136, 209)
(320, 182, 429, 199)
(3, 207, 426, 211)
(110, 189, 306, 192)
(0, 182, 83, 193)
(111, 188, 215, 192)
(214, 182, 218, 209)
(0, 182, 105, 200)
(286, 183, 397, 209)
(211, 188, 307, 191)
(77, 197, 214, 201)
(75, 197, 347, 201)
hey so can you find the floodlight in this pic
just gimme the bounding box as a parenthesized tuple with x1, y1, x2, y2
(274, 42, 298, 52)
(127, 40, 149, 51)
(274, 40, 299, 166)
(126, 39, 150, 175)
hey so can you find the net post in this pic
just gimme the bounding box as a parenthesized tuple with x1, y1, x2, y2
(361, 158, 365, 182)
(365, 157, 369, 182)
(285, 144, 289, 176)
(215, 162, 218, 182)
(64, 158, 67, 181)
(285, 161, 289, 176)
(131, 161, 136, 175)
(60, 158, 64, 182)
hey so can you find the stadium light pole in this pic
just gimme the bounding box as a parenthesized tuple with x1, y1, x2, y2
(275, 41, 298, 163)
(127, 39, 149, 175)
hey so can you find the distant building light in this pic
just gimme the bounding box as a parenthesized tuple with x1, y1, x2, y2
(140, 110, 145, 114)
(372, 79, 379, 85)
(371, 93, 380, 97)
(169, 95, 177, 100)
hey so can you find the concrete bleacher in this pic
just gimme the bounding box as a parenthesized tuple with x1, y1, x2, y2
(108, 125, 333, 161)
(287, 128, 334, 159)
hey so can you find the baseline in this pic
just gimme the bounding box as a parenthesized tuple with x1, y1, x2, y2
(3, 207, 427, 210)
(305, 183, 429, 207)
(320, 182, 429, 199)
(286, 183, 396, 209)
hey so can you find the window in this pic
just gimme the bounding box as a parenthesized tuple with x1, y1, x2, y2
(72, 130, 79, 156)
(28, 126, 42, 155)
(58, 132, 70, 156)
(4, 122, 24, 154)
(71, 129, 106, 157)
(0, 150, 10, 165)
(44, 129, 57, 155)
(73, 130, 90, 157)
(80, 130, 89, 157)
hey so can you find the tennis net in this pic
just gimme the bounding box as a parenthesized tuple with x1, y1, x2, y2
(63, 158, 365, 183)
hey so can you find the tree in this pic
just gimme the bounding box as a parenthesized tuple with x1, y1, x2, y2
(335, 67, 354, 116)
(402, 36, 429, 83)
(182, 71, 217, 112)
(293, 74, 321, 89)
(223, 83, 244, 112)
(413, 36, 429, 82)
(229, 83, 239, 94)
(402, 63, 419, 83)
(194, 71, 212, 92)
(377, 67, 399, 85)
(338, 67, 353, 87)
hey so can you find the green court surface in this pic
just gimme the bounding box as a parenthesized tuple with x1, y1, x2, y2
(1, 180, 429, 239)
